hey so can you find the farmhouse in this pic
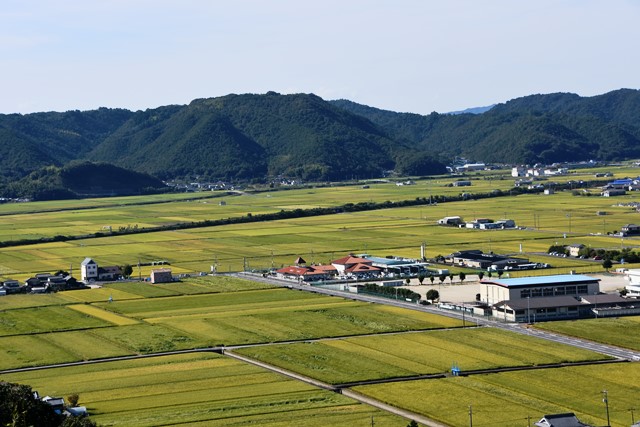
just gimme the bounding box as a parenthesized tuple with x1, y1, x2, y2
(621, 224, 640, 236)
(452, 180, 471, 187)
(601, 188, 626, 197)
(81, 257, 98, 281)
(535, 413, 591, 427)
(80, 257, 123, 281)
(480, 274, 640, 322)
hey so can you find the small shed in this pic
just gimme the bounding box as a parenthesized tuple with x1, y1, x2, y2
(150, 268, 173, 284)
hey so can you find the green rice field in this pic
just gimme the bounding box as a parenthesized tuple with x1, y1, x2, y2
(234, 327, 611, 384)
(535, 316, 640, 351)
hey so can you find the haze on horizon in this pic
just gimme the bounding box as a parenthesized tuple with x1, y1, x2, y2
(1, 0, 639, 115)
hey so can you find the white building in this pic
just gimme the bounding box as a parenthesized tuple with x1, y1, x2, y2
(625, 269, 640, 297)
(80, 258, 98, 281)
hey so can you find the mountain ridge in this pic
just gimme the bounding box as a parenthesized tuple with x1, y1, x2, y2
(0, 89, 638, 193)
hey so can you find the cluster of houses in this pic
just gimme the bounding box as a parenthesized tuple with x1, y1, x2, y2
(0, 273, 86, 296)
(437, 216, 517, 230)
(0, 258, 175, 296)
(275, 254, 430, 282)
(512, 166, 568, 177)
(600, 176, 640, 197)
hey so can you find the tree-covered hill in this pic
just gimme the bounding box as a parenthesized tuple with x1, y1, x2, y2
(1, 162, 167, 200)
(0, 89, 639, 190)
(0, 108, 133, 182)
(331, 88, 640, 164)
(89, 92, 411, 181)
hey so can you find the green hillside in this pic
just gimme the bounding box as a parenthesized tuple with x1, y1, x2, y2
(0, 89, 638, 189)
(332, 88, 640, 164)
(1, 162, 167, 200)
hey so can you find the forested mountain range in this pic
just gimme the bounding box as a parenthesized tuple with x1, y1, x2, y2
(0, 88, 639, 197)
(331, 88, 640, 164)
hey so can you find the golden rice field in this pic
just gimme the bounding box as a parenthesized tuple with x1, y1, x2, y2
(234, 327, 611, 384)
(1, 168, 640, 426)
(355, 363, 640, 427)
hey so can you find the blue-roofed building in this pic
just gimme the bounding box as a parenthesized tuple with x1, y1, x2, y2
(480, 274, 640, 322)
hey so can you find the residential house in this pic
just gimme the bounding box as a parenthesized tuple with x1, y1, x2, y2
(621, 224, 640, 236)
(567, 244, 585, 257)
(601, 189, 626, 197)
(512, 166, 526, 177)
(98, 266, 122, 281)
(534, 413, 592, 427)
(81, 258, 98, 281)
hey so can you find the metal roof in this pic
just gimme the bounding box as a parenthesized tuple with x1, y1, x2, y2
(481, 274, 599, 288)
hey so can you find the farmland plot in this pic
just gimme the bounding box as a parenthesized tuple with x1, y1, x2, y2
(235, 327, 609, 384)
(355, 362, 640, 427)
(0, 305, 110, 336)
(535, 316, 640, 351)
(1, 353, 409, 427)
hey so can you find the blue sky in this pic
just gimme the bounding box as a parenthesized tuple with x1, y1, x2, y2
(2, 0, 639, 115)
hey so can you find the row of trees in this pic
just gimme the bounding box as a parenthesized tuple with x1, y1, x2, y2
(549, 244, 640, 263)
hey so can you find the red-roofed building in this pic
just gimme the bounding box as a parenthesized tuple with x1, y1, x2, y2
(275, 264, 337, 282)
(331, 255, 382, 279)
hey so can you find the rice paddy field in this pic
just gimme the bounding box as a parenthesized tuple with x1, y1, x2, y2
(0, 278, 462, 371)
(2, 185, 640, 279)
(233, 327, 611, 385)
(535, 316, 640, 351)
(354, 363, 640, 427)
(1, 166, 640, 426)
(1, 353, 409, 427)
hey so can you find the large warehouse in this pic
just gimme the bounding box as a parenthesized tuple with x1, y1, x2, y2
(479, 274, 640, 322)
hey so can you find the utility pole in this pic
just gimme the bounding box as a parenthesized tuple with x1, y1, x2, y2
(603, 390, 610, 427)
(468, 404, 473, 427)
(629, 408, 636, 425)
(526, 415, 531, 427)
(461, 301, 466, 327)
(370, 415, 374, 427)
